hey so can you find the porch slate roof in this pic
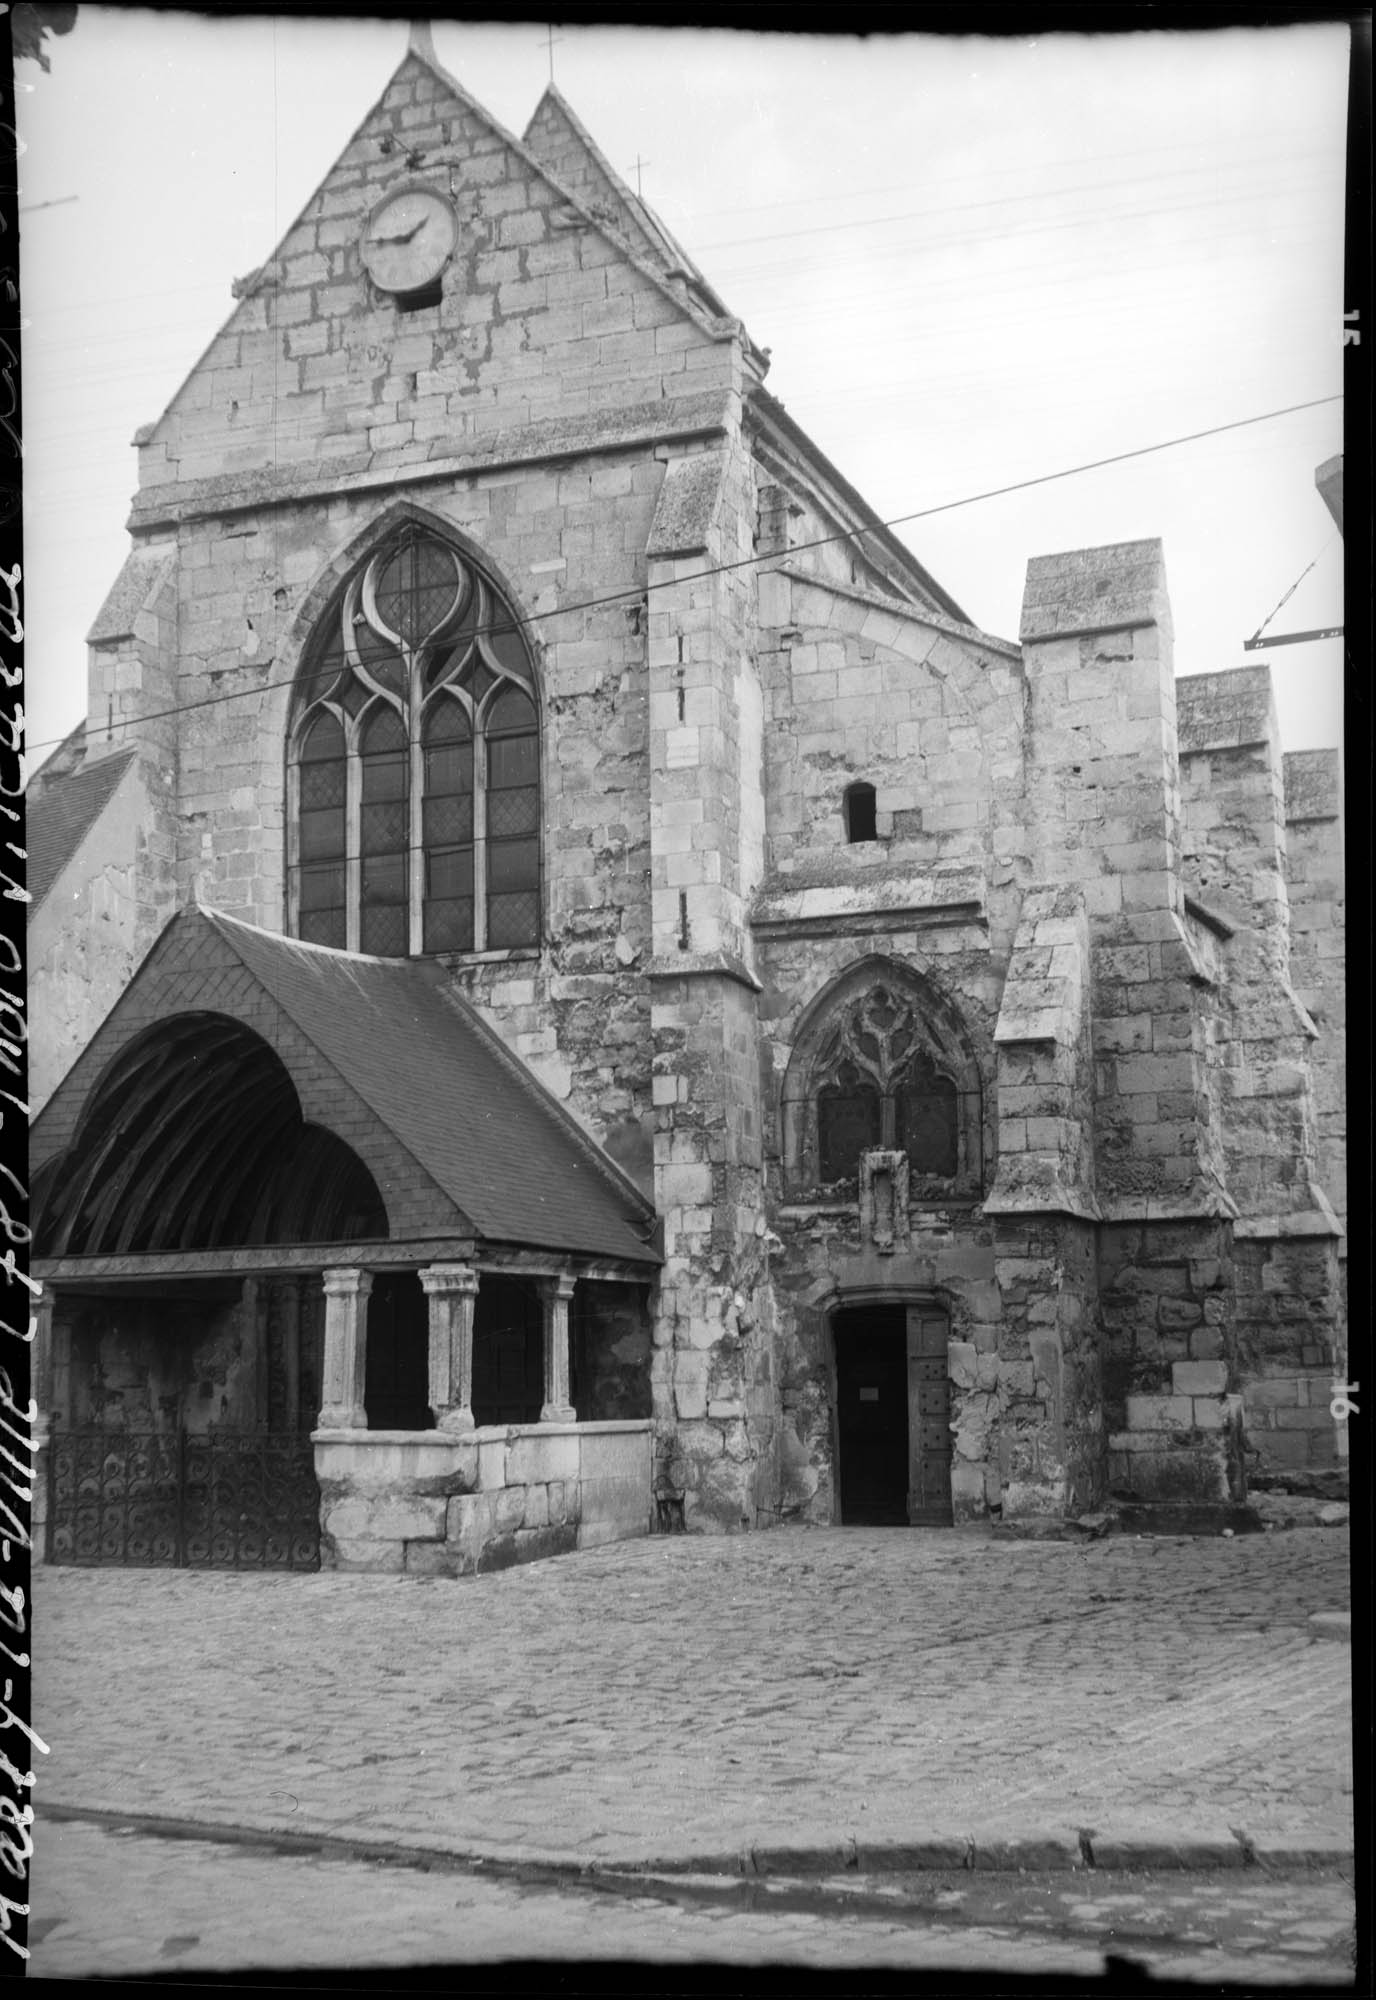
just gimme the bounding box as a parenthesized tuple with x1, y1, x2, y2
(35, 904, 661, 1267)
(27, 748, 137, 912)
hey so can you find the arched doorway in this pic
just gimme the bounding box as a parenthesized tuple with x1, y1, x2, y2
(36, 1014, 391, 1569)
(832, 1302, 953, 1526)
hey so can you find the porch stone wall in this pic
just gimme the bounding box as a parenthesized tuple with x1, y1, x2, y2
(314, 1419, 653, 1575)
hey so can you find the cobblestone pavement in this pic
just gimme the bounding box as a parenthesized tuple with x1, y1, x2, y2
(28, 1821, 1356, 1982)
(33, 1527, 1352, 1876)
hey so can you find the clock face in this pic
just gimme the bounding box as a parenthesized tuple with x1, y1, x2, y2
(360, 185, 458, 296)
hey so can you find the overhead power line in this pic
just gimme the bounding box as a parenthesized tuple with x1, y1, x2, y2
(22, 392, 1341, 762)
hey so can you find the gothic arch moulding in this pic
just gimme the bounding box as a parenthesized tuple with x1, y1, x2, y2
(779, 956, 989, 1200)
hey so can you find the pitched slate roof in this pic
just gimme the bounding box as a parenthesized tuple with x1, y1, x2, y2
(27, 748, 137, 912)
(199, 909, 659, 1264)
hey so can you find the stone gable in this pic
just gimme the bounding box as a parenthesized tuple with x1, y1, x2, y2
(137, 49, 735, 498)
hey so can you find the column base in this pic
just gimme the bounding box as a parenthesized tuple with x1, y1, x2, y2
(541, 1402, 577, 1425)
(319, 1404, 368, 1430)
(435, 1406, 477, 1435)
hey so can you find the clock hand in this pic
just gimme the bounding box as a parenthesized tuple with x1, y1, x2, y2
(371, 217, 425, 245)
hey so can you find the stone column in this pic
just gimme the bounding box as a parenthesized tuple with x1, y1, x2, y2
(420, 1263, 480, 1434)
(31, 1285, 55, 1564)
(541, 1273, 578, 1424)
(318, 1268, 373, 1430)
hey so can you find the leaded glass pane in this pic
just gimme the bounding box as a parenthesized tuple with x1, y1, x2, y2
(299, 904, 346, 949)
(354, 619, 405, 696)
(486, 616, 531, 681)
(424, 742, 472, 793)
(896, 1077, 958, 1177)
(361, 903, 408, 956)
(486, 785, 538, 838)
(817, 1080, 881, 1182)
(362, 703, 406, 759)
(488, 836, 538, 892)
(361, 799, 406, 853)
(377, 536, 462, 647)
(424, 898, 475, 953)
(424, 698, 471, 746)
(488, 732, 538, 791)
(363, 853, 406, 905)
(423, 792, 473, 845)
(426, 847, 472, 900)
(300, 808, 345, 863)
(462, 659, 496, 707)
(299, 861, 345, 912)
(487, 685, 536, 737)
(487, 891, 538, 949)
(300, 758, 346, 811)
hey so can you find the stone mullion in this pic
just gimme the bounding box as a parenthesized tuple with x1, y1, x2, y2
(318, 1267, 373, 1430)
(344, 735, 363, 956)
(284, 754, 302, 937)
(473, 725, 489, 948)
(408, 646, 425, 954)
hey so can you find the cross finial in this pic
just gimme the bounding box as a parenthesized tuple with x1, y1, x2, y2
(408, 20, 437, 64)
(540, 24, 563, 84)
(630, 154, 650, 199)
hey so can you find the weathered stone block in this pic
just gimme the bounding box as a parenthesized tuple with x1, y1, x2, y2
(506, 1431, 580, 1485)
(322, 1536, 405, 1574)
(1172, 1359, 1227, 1395)
(1124, 1394, 1194, 1431)
(1157, 1297, 1203, 1331)
(948, 1341, 978, 1390)
(323, 1493, 447, 1541)
(403, 1539, 475, 1578)
(491, 1485, 528, 1536)
(579, 1474, 651, 1536)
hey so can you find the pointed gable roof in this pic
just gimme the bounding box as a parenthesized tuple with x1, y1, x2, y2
(141, 33, 737, 456)
(32, 905, 660, 1265)
(522, 84, 730, 317)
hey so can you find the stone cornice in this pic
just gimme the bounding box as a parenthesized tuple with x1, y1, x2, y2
(127, 393, 734, 533)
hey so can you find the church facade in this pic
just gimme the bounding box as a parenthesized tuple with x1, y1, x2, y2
(29, 35, 1346, 1572)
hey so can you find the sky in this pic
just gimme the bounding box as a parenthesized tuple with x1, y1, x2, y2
(17, 10, 1350, 767)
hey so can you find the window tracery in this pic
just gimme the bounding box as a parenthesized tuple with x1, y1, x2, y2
(796, 979, 981, 1196)
(288, 526, 540, 956)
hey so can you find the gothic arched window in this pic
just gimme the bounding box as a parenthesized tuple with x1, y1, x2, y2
(800, 981, 977, 1194)
(288, 526, 540, 956)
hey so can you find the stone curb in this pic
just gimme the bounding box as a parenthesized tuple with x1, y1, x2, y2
(39, 1802, 1354, 1879)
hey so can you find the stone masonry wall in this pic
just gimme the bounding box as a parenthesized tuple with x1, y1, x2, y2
(1099, 1220, 1244, 1506)
(1283, 750, 1345, 1245)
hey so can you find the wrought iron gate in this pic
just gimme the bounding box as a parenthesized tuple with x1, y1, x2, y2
(48, 1430, 321, 1571)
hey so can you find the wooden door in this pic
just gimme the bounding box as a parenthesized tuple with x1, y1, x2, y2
(834, 1309, 909, 1524)
(906, 1308, 953, 1524)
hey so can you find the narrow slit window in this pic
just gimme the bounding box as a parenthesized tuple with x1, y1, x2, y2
(844, 781, 878, 843)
